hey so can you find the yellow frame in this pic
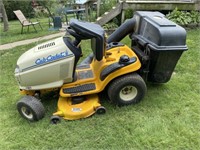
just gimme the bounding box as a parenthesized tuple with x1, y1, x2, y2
(60, 45, 141, 97)
(20, 45, 141, 120)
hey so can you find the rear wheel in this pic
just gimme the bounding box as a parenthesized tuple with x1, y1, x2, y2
(17, 96, 45, 121)
(108, 73, 147, 106)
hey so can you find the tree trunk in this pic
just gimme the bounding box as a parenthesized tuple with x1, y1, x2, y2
(0, 0, 9, 32)
(97, 0, 101, 18)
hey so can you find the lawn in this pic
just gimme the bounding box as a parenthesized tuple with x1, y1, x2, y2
(0, 17, 59, 45)
(0, 28, 199, 149)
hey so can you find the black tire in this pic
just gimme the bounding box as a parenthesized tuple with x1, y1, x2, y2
(96, 106, 106, 115)
(50, 116, 61, 124)
(17, 96, 45, 122)
(108, 73, 147, 106)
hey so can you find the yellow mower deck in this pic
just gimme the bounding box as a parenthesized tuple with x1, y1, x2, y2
(53, 94, 101, 120)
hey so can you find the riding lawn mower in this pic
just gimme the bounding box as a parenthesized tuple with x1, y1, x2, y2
(14, 11, 187, 124)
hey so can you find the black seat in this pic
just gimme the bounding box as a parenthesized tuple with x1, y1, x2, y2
(69, 19, 105, 61)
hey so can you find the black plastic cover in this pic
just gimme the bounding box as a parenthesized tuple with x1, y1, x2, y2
(70, 19, 105, 61)
(131, 11, 188, 83)
(132, 11, 187, 50)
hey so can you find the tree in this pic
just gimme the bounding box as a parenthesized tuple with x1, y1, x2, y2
(0, 0, 9, 31)
(36, 0, 74, 20)
(36, 0, 55, 20)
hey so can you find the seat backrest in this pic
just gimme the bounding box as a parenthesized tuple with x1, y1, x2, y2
(13, 10, 29, 25)
(69, 19, 105, 61)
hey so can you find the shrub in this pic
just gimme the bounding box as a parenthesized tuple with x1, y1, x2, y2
(3, 0, 34, 20)
(190, 10, 200, 24)
(166, 8, 200, 26)
(125, 9, 134, 19)
(100, 0, 117, 16)
(103, 22, 118, 30)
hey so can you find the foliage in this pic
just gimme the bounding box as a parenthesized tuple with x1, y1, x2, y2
(99, 0, 121, 26)
(190, 10, 200, 24)
(34, 9, 49, 18)
(36, 0, 58, 20)
(103, 22, 118, 30)
(125, 8, 134, 19)
(112, 17, 120, 26)
(35, 0, 75, 19)
(99, 1, 134, 26)
(3, 0, 75, 20)
(3, 0, 34, 20)
(0, 18, 58, 45)
(166, 8, 200, 26)
(99, 0, 117, 16)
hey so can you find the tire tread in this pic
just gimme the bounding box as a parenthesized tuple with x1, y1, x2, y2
(108, 73, 147, 106)
(17, 96, 45, 121)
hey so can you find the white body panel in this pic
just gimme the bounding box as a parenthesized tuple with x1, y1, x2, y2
(15, 37, 75, 90)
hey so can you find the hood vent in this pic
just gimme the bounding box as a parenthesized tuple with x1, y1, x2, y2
(38, 42, 55, 50)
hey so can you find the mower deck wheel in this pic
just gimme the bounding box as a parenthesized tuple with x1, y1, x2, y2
(50, 116, 61, 124)
(17, 96, 45, 121)
(96, 106, 106, 114)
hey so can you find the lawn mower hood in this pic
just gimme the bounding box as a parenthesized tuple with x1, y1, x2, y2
(15, 37, 76, 90)
(15, 19, 105, 91)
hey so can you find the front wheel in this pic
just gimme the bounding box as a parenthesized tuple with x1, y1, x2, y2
(107, 73, 147, 106)
(17, 96, 45, 121)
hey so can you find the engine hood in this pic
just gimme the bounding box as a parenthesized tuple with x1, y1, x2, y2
(16, 37, 74, 72)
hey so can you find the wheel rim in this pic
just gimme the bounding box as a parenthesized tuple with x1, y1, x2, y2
(96, 106, 106, 114)
(21, 106, 33, 120)
(119, 86, 137, 101)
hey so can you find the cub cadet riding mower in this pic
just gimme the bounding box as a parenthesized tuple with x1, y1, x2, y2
(15, 11, 187, 123)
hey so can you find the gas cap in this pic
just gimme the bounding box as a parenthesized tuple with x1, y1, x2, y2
(119, 55, 130, 64)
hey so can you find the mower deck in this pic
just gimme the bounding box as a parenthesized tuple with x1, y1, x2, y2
(53, 94, 103, 120)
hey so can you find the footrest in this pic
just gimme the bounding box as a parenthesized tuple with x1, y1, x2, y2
(63, 83, 96, 94)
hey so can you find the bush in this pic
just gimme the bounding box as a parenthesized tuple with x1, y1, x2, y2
(100, 0, 117, 16)
(103, 22, 118, 30)
(166, 8, 200, 26)
(190, 10, 200, 24)
(3, 0, 34, 20)
(125, 9, 134, 19)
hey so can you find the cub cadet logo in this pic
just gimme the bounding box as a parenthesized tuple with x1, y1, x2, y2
(35, 51, 68, 65)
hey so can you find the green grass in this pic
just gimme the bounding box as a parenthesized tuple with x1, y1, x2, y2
(0, 14, 92, 45)
(0, 18, 59, 45)
(0, 29, 200, 149)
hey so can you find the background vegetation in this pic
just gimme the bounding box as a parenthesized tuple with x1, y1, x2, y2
(99, 0, 117, 16)
(0, 28, 199, 149)
(3, 0, 34, 20)
(166, 8, 200, 26)
(0, 18, 58, 45)
(3, 0, 75, 20)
